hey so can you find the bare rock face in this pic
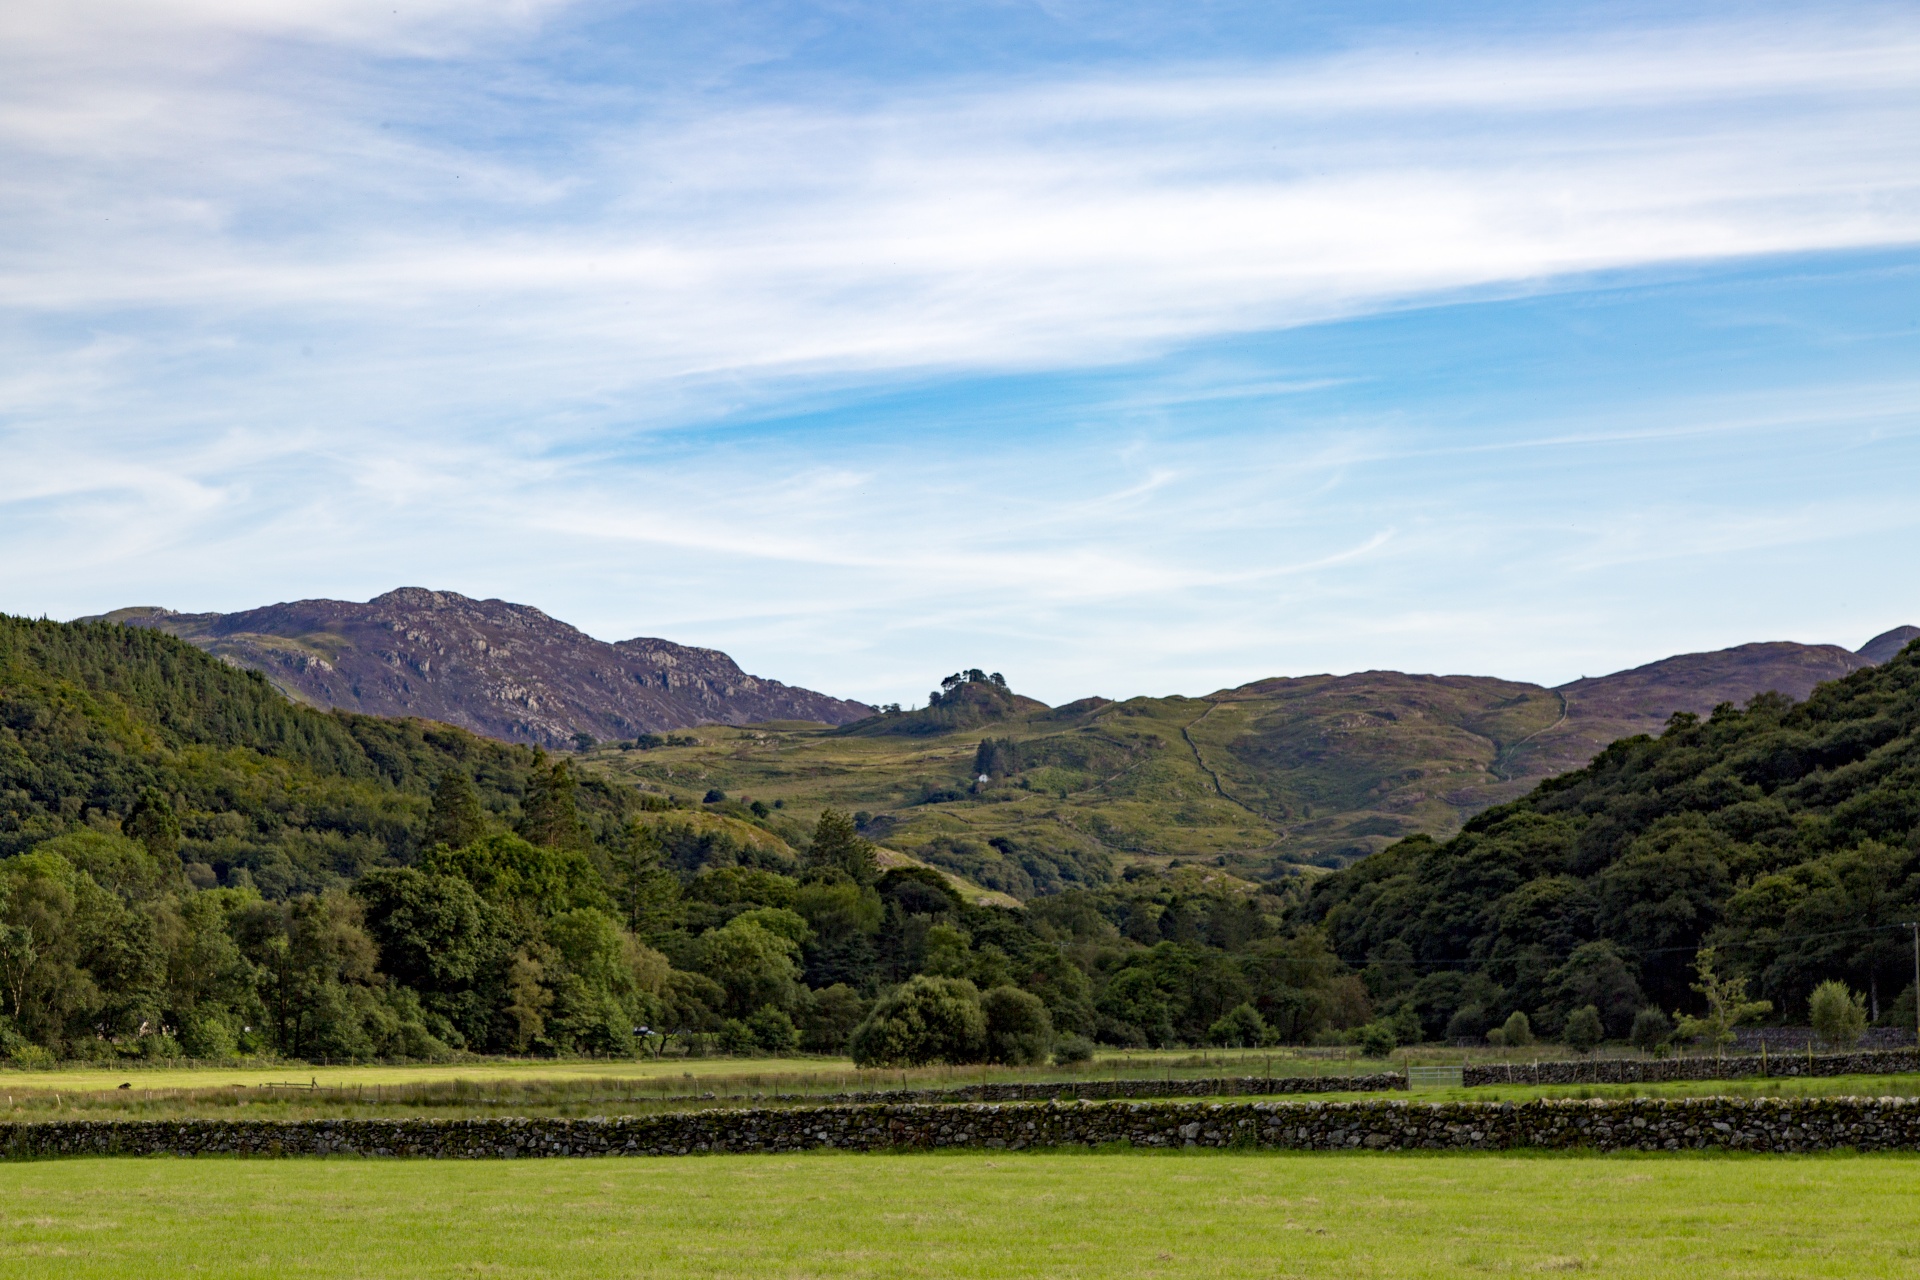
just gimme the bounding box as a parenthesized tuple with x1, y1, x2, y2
(91, 588, 870, 747)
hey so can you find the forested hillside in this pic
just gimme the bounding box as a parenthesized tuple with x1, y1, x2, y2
(0, 615, 641, 891)
(1302, 638, 1920, 1043)
(0, 617, 1361, 1063)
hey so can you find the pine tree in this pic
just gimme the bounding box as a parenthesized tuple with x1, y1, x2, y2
(520, 759, 591, 851)
(423, 770, 488, 850)
(805, 808, 877, 887)
(610, 820, 681, 935)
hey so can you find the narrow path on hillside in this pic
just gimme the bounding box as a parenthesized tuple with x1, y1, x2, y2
(1491, 690, 1569, 782)
(1181, 702, 1273, 824)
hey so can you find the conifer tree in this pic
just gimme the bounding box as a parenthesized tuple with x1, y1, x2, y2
(805, 808, 877, 887)
(520, 759, 591, 851)
(610, 820, 680, 935)
(423, 770, 488, 850)
(122, 787, 181, 860)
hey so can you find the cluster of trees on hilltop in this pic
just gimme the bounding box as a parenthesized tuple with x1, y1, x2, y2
(1302, 639, 1920, 1046)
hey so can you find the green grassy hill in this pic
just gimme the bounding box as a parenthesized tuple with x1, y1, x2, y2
(579, 670, 1588, 896)
(583, 631, 1913, 899)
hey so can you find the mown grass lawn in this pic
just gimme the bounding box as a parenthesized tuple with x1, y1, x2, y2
(2, 1150, 1917, 1278)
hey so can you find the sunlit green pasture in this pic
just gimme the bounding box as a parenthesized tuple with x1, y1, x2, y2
(0, 1046, 1394, 1097)
(1, 1064, 1915, 1125)
(4, 1150, 1918, 1278)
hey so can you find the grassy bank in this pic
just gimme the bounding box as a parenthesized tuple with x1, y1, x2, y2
(1, 1056, 1916, 1124)
(4, 1151, 1918, 1278)
(0, 1047, 1403, 1099)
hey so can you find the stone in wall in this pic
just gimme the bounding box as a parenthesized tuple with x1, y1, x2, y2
(6, 1096, 1920, 1160)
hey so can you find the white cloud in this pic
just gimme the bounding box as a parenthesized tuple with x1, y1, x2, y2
(3, 8, 1919, 700)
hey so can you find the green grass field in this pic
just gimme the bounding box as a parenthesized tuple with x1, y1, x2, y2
(4, 1052, 1917, 1124)
(2, 1150, 1916, 1278)
(0, 1047, 1399, 1097)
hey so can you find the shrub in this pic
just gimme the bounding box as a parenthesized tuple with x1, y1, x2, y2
(1444, 1003, 1490, 1041)
(746, 1005, 800, 1055)
(177, 1011, 238, 1060)
(1208, 1002, 1269, 1048)
(1500, 1011, 1533, 1047)
(797, 984, 868, 1054)
(703, 789, 727, 804)
(1808, 979, 1868, 1050)
(1357, 1021, 1397, 1057)
(981, 986, 1052, 1065)
(8, 1043, 55, 1069)
(138, 1033, 183, 1061)
(1629, 1007, 1671, 1054)
(1053, 1033, 1095, 1065)
(718, 1019, 756, 1055)
(848, 976, 987, 1066)
(1563, 1004, 1605, 1053)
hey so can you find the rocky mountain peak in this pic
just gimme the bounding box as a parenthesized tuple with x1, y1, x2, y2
(93, 589, 869, 747)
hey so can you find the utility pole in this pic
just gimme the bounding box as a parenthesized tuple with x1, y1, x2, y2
(1908, 923, 1920, 1050)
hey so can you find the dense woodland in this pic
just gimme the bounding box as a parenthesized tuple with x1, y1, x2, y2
(0, 614, 1915, 1065)
(1305, 637, 1920, 1044)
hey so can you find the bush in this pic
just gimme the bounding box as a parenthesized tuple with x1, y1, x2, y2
(848, 976, 987, 1066)
(1444, 1003, 1490, 1041)
(746, 1005, 800, 1055)
(1500, 1010, 1533, 1047)
(981, 986, 1052, 1065)
(8, 1043, 55, 1069)
(1053, 1033, 1095, 1065)
(1208, 1002, 1269, 1048)
(718, 1019, 756, 1055)
(797, 984, 867, 1054)
(1808, 979, 1868, 1050)
(703, 789, 727, 804)
(1629, 1007, 1671, 1054)
(137, 1033, 183, 1061)
(1563, 1004, 1605, 1053)
(177, 1011, 238, 1060)
(1357, 1021, 1397, 1057)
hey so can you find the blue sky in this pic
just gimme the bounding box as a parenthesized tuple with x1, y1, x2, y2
(3, 1, 1918, 706)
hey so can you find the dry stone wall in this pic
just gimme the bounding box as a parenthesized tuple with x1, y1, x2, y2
(779, 1075, 1403, 1104)
(9, 1096, 1920, 1159)
(1462, 1048, 1920, 1087)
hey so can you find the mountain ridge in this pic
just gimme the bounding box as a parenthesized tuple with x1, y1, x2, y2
(89, 588, 872, 748)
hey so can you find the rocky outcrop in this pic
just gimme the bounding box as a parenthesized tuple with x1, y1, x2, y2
(10, 1096, 1920, 1159)
(88, 589, 870, 747)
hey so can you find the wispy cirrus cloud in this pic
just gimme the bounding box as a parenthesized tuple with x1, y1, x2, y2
(2, 4, 1918, 700)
